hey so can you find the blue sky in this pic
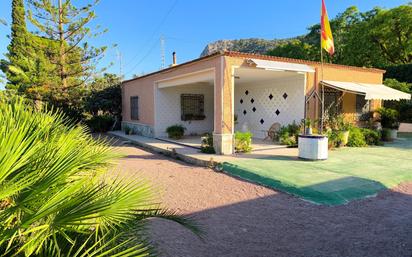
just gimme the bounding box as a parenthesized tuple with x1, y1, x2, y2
(0, 0, 408, 86)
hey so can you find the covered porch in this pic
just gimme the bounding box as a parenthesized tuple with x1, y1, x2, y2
(320, 80, 411, 123)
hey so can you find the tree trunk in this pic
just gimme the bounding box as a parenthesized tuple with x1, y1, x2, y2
(58, 0, 67, 89)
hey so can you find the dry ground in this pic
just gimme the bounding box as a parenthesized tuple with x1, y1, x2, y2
(107, 135, 412, 257)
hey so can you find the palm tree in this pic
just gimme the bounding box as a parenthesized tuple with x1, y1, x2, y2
(0, 93, 201, 256)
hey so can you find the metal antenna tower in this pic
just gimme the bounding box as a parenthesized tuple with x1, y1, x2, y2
(116, 48, 123, 79)
(160, 35, 165, 69)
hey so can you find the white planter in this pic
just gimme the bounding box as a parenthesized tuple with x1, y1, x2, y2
(389, 129, 398, 140)
(298, 135, 328, 161)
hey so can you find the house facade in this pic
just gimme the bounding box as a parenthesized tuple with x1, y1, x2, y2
(121, 51, 407, 154)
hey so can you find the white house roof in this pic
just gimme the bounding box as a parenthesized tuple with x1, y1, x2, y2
(247, 58, 315, 73)
(322, 80, 411, 101)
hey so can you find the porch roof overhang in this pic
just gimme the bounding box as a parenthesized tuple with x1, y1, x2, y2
(246, 58, 315, 73)
(321, 80, 411, 101)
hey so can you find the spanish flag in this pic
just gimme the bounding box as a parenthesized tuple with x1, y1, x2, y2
(321, 0, 334, 56)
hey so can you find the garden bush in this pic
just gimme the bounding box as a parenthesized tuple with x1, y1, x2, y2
(0, 94, 200, 256)
(361, 128, 382, 146)
(201, 133, 215, 154)
(166, 124, 186, 139)
(85, 114, 115, 133)
(347, 127, 367, 147)
(235, 131, 253, 153)
(327, 129, 345, 148)
(377, 107, 400, 129)
(278, 122, 301, 146)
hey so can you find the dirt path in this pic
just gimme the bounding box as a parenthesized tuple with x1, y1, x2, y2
(108, 136, 412, 257)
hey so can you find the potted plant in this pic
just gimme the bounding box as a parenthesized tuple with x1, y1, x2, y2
(124, 125, 131, 135)
(166, 124, 186, 139)
(377, 107, 399, 141)
(302, 118, 312, 135)
(200, 133, 215, 154)
(337, 115, 351, 146)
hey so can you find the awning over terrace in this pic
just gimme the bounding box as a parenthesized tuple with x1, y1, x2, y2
(246, 58, 315, 73)
(321, 80, 411, 101)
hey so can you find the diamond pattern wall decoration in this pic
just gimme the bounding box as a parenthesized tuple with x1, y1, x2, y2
(250, 98, 254, 103)
(234, 76, 305, 138)
(245, 90, 249, 95)
(243, 110, 247, 115)
(240, 99, 243, 104)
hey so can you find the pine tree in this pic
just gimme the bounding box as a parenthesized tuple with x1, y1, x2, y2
(0, 0, 30, 91)
(0, 0, 56, 95)
(28, 0, 108, 92)
(25, 0, 108, 115)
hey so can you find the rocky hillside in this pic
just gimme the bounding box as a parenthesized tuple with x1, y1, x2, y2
(200, 38, 295, 57)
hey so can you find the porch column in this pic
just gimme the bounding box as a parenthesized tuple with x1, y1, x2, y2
(213, 56, 234, 155)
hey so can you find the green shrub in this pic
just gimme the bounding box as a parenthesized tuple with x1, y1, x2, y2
(278, 122, 301, 146)
(361, 128, 382, 146)
(166, 124, 186, 139)
(326, 129, 345, 148)
(235, 131, 253, 153)
(347, 127, 367, 147)
(377, 107, 400, 129)
(201, 133, 215, 154)
(123, 124, 131, 135)
(85, 114, 115, 133)
(0, 94, 201, 256)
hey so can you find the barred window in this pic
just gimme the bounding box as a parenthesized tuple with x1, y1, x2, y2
(356, 95, 369, 114)
(130, 96, 139, 120)
(180, 94, 205, 121)
(324, 87, 343, 116)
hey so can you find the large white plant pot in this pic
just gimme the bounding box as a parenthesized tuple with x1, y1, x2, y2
(298, 135, 328, 161)
(389, 129, 398, 140)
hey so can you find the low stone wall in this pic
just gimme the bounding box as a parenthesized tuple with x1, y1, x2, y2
(121, 121, 154, 137)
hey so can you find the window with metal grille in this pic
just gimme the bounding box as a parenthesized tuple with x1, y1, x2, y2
(324, 87, 343, 116)
(130, 96, 139, 120)
(356, 94, 371, 120)
(180, 94, 205, 121)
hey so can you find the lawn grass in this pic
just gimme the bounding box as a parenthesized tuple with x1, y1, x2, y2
(223, 134, 412, 205)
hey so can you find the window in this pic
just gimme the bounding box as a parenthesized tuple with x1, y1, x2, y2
(356, 95, 370, 120)
(130, 96, 139, 120)
(180, 94, 205, 121)
(324, 87, 343, 116)
(356, 95, 370, 114)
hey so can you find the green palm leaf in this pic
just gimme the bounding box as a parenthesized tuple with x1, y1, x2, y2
(0, 93, 202, 256)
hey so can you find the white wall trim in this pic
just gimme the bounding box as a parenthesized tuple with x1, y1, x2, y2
(231, 65, 240, 134)
(155, 68, 215, 88)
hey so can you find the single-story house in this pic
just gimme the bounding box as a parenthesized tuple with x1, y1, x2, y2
(121, 51, 410, 154)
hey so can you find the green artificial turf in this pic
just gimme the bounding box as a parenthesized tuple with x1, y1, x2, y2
(223, 134, 412, 205)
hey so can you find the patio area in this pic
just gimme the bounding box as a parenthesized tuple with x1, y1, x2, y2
(109, 131, 412, 206)
(223, 133, 412, 205)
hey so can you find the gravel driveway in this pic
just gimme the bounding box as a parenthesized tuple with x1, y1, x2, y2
(108, 136, 412, 257)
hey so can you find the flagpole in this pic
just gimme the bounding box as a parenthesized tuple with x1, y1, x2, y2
(320, 0, 325, 134)
(320, 45, 324, 133)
